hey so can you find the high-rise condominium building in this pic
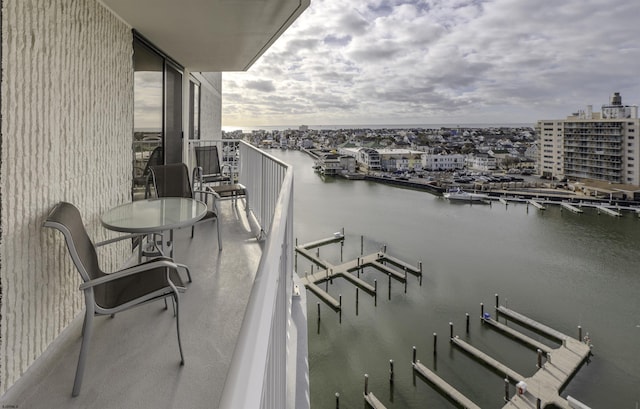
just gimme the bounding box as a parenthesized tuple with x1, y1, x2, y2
(536, 92, 640, 186)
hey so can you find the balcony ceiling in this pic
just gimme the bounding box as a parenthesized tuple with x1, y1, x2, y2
(101, 0, 309, 72)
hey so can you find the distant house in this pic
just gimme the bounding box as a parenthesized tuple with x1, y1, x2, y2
(466, 153, 497, 171)
(315, 153, 356, 175)
(422, 153, 466, 171)
(340, 147, 385, 171)
(376, 149, 423, 172)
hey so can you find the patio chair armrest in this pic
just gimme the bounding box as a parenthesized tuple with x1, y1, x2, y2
(79, 259, 179, 290)
(192, 166, 204, 190)
(194, 188, 221, 200)
(95, 233, 142, 247)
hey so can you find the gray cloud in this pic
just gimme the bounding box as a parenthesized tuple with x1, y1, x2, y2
(223, 0, 640, 127)
(245, 80, 276, 92)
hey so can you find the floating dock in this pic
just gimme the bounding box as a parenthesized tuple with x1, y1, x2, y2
(596, 205, 621, 217)
(411, 304, 592, 409)
(363, 392, 386, 409)
(528, 199, 546, 210)
(560, 202, 583, 213)
(296, 233, 422, 311)
(413, 360, 481, 409)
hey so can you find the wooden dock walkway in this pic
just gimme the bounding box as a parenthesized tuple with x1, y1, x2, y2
(412, 305, 592, 409)
(413, 361, 481, 409)
(596, 205, 621, 217)
(497, 307, 568, 342)
(296, 235, 421, 311)
(528, 199, 546, 210)
(560, 202, 583, 213)
(452, 337, 525, 382)
(495, 307, 592, 408)
(482, 317, 553, 354)
(364, 392, 387, 409)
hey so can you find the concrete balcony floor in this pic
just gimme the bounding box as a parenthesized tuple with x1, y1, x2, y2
(1, 201, 263, 409)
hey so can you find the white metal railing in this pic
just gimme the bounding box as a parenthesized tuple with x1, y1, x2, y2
(238, 142, 290, 236)
(190, 140, 299, 409)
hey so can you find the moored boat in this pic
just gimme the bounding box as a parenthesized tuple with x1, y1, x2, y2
(443, 187, 489, 202)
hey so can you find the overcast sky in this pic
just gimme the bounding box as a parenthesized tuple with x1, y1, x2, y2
(222, 0, 640, 128)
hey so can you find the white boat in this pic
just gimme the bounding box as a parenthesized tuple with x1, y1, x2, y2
(443, 188, 489, 202)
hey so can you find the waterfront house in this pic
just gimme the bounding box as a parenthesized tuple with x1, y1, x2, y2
(0, 1, 309, 408)
(466, 152, 497, 172)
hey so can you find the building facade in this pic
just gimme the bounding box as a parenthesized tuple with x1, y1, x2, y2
(422, 153, 466, 171)
(537, 93, 640, 185)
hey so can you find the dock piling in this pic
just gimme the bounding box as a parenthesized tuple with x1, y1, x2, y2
(361, 235, 364, 255)
(356, 288, 359, 316)
(339, 295, 342, 323)
(374, 280, 378, 306)
(578, 325, 582, 341)
(495, 293, 499, 309)
(449, 322, 453, 340)
(389, 360, 394, 383)
(388, 273, 391, 300)
(504, 377, 509, 402)
(466, 313, 470, 333)
(412, 346, 417, 364)
(364, 374, 369, 395)
(433, 333, 437, 355)
(537, 348, 542, 368)
(335, 392, 340, 409)
(404, 268, 408, 293)
(481, 303, 484, 320)
(317, 302, 321, 321)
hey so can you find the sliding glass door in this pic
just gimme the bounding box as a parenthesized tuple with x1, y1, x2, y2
(132, 33, 184, 199)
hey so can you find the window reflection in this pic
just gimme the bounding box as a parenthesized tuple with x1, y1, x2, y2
(133, 40, 164, 200)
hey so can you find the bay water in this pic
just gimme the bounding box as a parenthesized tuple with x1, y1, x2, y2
(271, 149, 640, 408)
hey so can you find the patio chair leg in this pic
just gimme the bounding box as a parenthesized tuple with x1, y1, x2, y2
(216, 218, 222, 251)
(244, 191, 250, 219)
(171, 297, 177, 317)
(173, 292, 185, 365)
(73, 299, 95, 397)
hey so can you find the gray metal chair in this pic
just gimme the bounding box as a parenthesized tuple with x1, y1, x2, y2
(133, 145, 163, 199)
(44, 202, 188, 397)
(192, 145, 230, 190)
(150, 163, 222, 250)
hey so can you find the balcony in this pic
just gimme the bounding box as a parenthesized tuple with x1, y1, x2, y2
(0, 141, 307, 409)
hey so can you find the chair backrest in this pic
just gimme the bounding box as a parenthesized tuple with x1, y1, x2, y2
(144, 146, 164, 175)
(44, 202, 105, 284)
(194, 145, 222, 175)
(150, 163, 193, 199)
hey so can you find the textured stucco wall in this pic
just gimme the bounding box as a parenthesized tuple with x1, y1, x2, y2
(0, 0, 133, 394)
(198, 72, 222, 140)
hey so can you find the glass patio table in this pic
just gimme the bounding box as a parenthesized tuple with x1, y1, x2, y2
(101, 197, 207, 258)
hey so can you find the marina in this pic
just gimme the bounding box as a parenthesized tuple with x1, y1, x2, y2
(355, 301, 593, 409)
(273, 149, 640, 409)
(409, 303, 592, 409)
